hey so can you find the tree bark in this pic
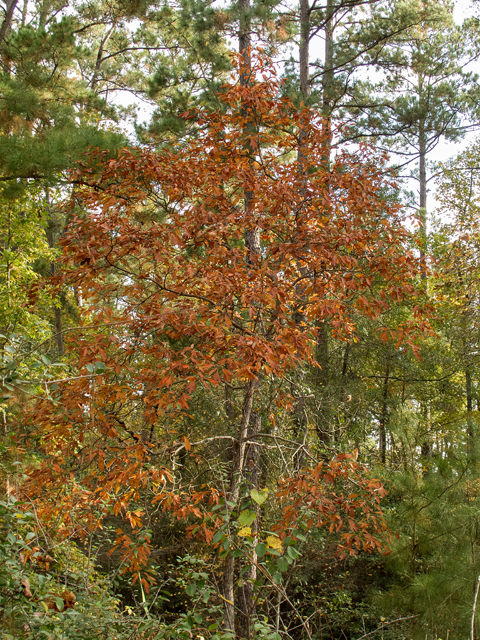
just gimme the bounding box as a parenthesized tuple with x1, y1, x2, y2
(299, 0, 309, 100)
(315, 0, 335, 442)
(223, 5, 261, 631)
(379, 359, 390, 465)
(237, 411, 261, 638)
(46, 210, 64, 357)
(0, 0, 18, 45)
(418, 114, 427, 284)
(321, 0, 334, 153)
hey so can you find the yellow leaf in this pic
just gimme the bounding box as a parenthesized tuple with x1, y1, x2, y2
(266, 535, 282, 550)
(238, 526, 252, 537)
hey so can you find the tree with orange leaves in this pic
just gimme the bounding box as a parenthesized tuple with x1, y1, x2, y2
(23, 54, 424, 637)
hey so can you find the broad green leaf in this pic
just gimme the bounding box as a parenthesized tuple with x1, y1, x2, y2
(287, 546, 301, 559)
(277, 557, 289, 572)
(238, 510, 256, 526)
(213, 530, 224, 544)
(250, 488, 268, 505)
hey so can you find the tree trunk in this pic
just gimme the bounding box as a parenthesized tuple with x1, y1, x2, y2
(418, 116, 427, 284)
(46, 213, 64, 357)
(237, 411, 261, 638)
(321, 0, 334, 149)
(315, 0, 334, 443)
(379, 359, 390, 465)
(466, 354, 476, 465)
(223, 380, 258, 633)
(223, 5, 261, 631)
(293, 0, 311, 470)
(0, 0, 18, 45)
(299, 0, 309, 100)
(90, 23, 116, 92)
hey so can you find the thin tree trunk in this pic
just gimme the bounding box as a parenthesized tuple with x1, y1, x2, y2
(418, 115, 427, 283)
(0, 0, 18, 45)
(467, 362, 475, 464)
(223, 5, 260, 630)
(315, 2, 334, 443)
(90, 22, 116, 91)
(292, 0, 310, 470)
(379, 359, 390, 465)
(321, 0, 334, 149)
(45, 203, 64, 357)
(418, 114, 431, 458)
(224, 380, 258, 633)
(299, 0, 309, 100)
(237, 411, 261, 638)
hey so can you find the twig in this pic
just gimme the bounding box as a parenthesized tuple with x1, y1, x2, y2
(472, 575, 480, 640)
(355, 615, 418, 640)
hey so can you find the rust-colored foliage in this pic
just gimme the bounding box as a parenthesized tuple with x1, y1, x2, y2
(23, 54, 422, 579)
(275, 452, 389, 558)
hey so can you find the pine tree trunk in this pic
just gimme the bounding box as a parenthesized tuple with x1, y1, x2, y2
(299, 0, 309, 100)
(418, 108, 431, 458)
(419, 116, 427, 283)
(321, 0, 334, 144)
(46, 218, 64, 357)
(379, 360, 390, 465)
(315, 0, 334, 443)
(0, 0, 18, 45)
(293, 0, 310, 470)
(467, 366, 475, 459)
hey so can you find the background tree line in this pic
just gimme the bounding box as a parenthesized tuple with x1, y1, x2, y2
(2, 0, 480, 638)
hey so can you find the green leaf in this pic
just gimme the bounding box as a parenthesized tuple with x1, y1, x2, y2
(183, 616, 194, 630)
(238, 510, 256, 526)
(277, 557, 289, 572)
(250, 488, 268, 505)
(292, 529, 307, 542)
(213, 530, 224, 544)
(94, 361, 106, 373)
(256, 542, 267, 558)
(186, 582, 197, 596)
(41, 354, 51, 365)
(287, 546, 301, 559)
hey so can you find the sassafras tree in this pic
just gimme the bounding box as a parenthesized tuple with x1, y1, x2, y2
(24, 55, 425, 635)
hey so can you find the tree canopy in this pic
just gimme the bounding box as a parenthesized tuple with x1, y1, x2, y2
(2, 1, 480, 639)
